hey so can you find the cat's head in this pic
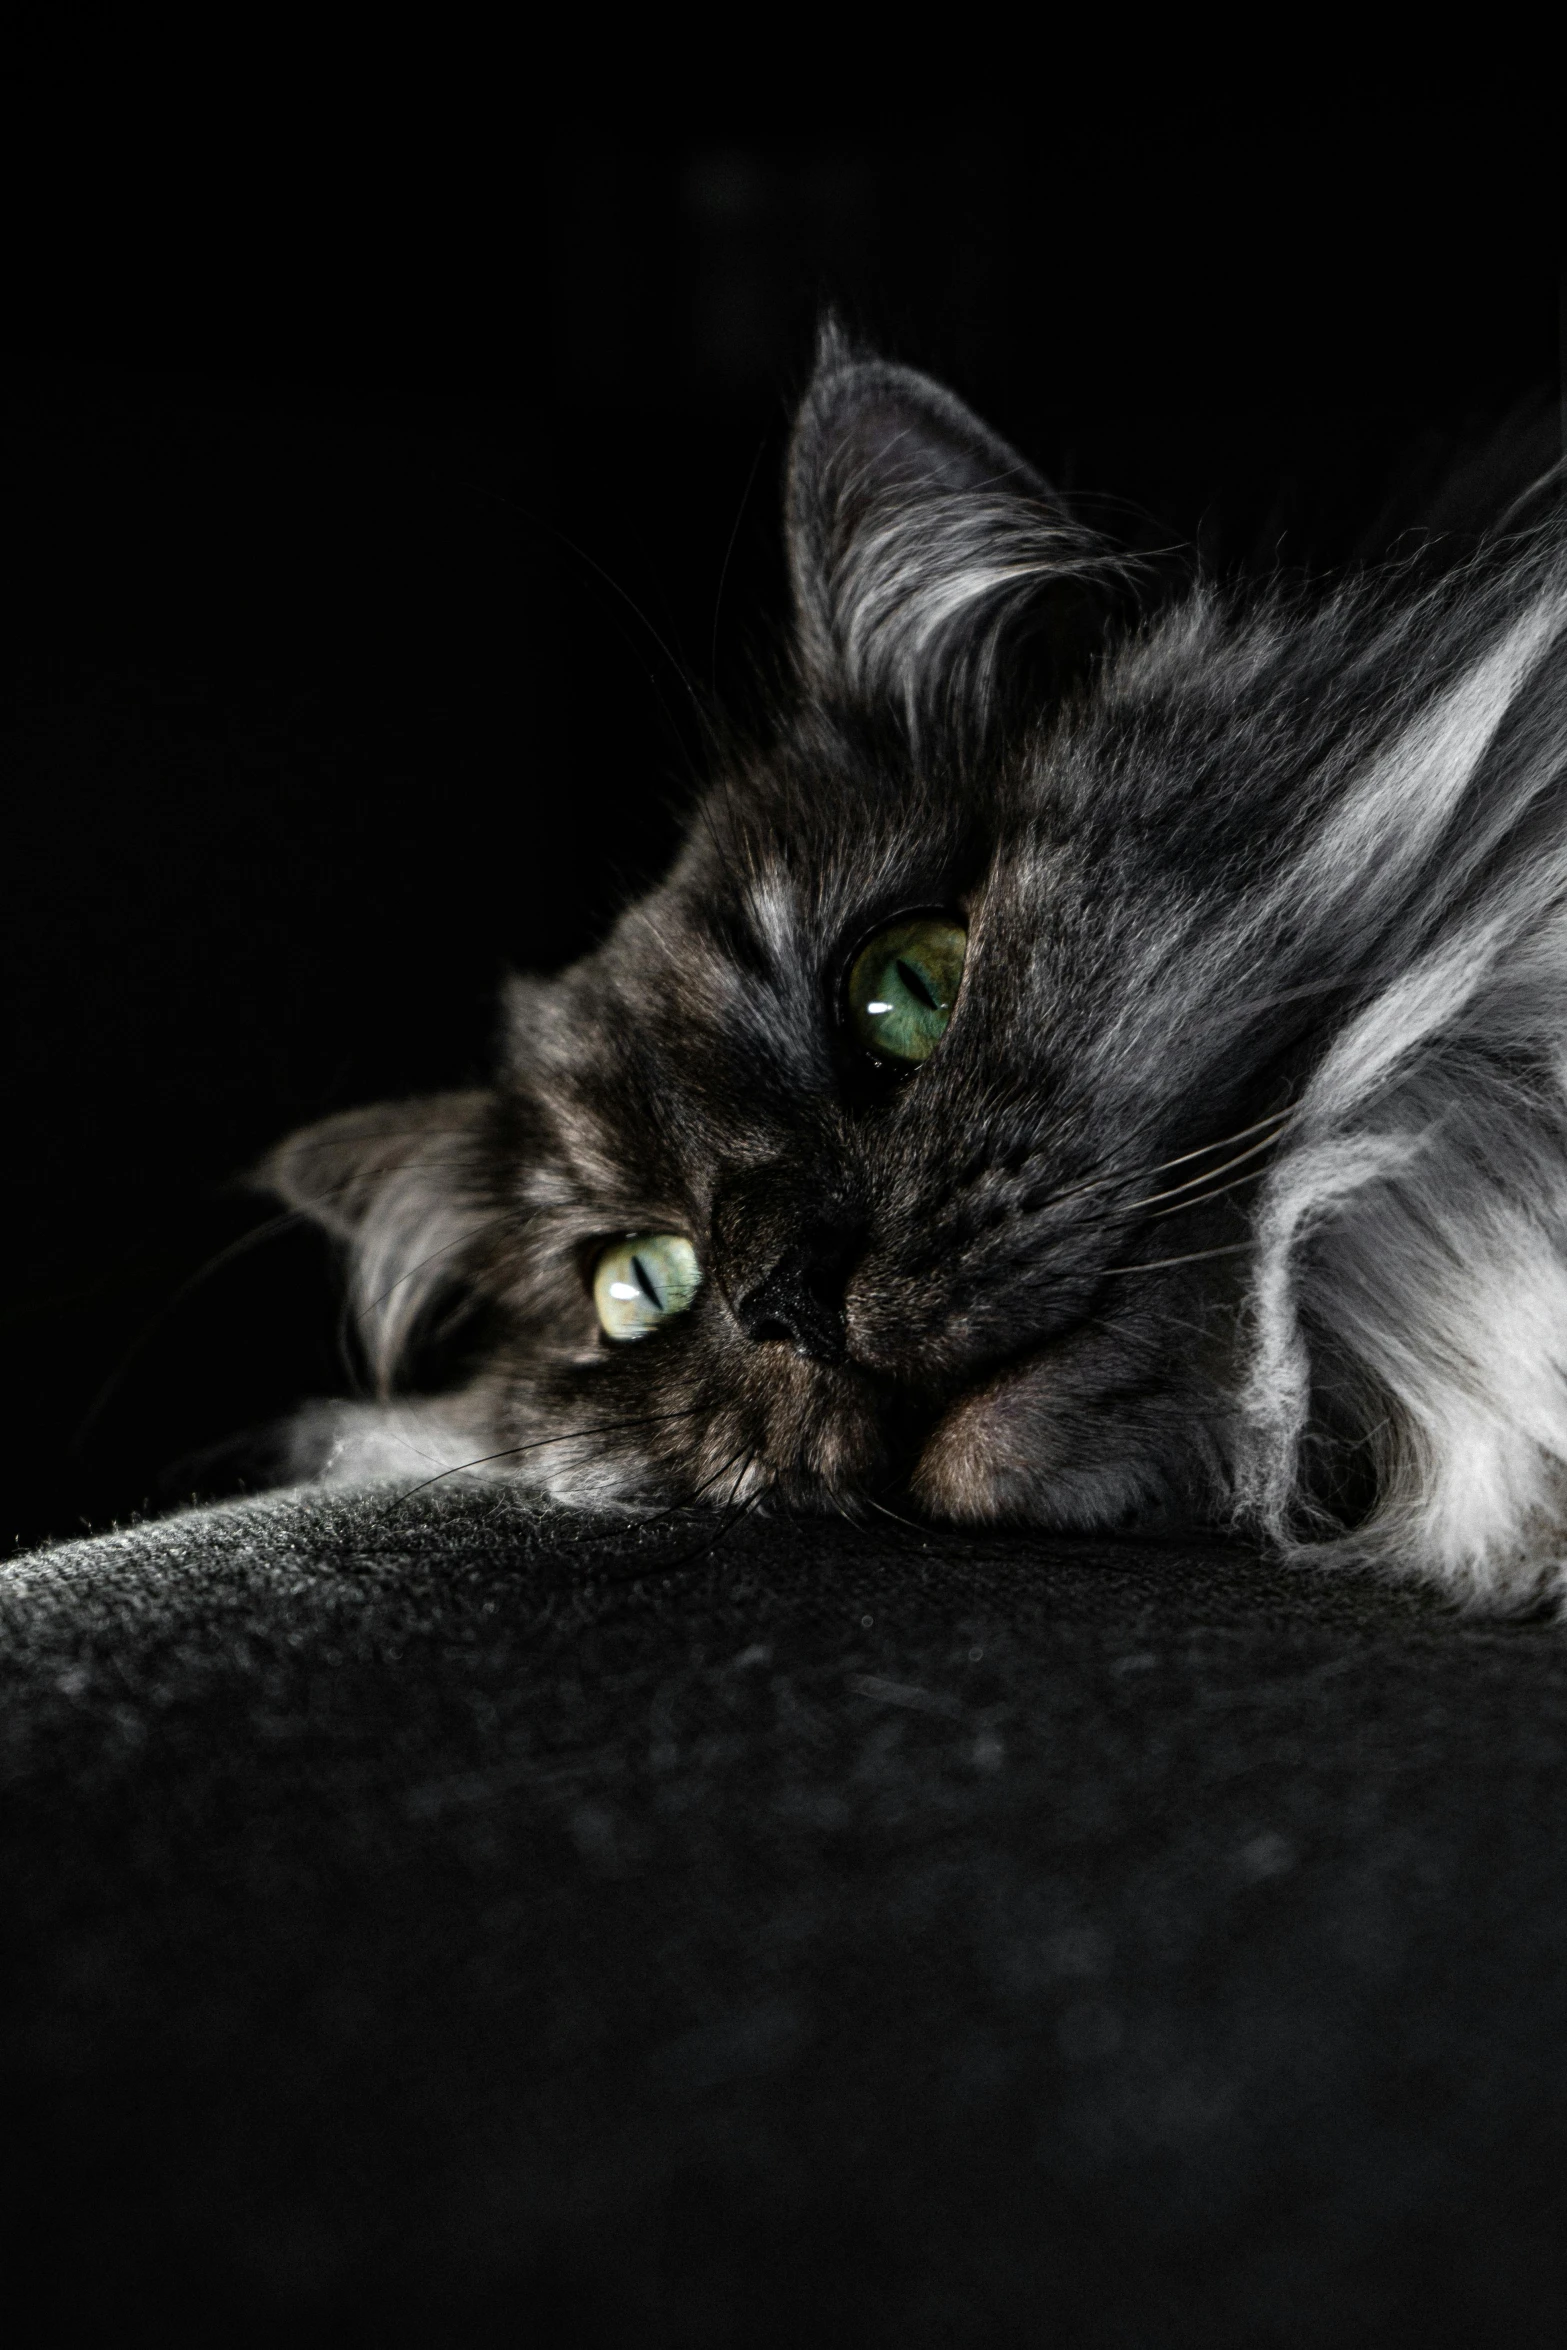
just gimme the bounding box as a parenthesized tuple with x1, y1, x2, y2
(267, 327, 1310, 1530)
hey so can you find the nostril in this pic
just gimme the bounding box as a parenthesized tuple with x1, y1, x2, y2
(748, 1314, 797, 1348)
(734, 1276, 848, 1364)
(731, 1219, 861, 1365)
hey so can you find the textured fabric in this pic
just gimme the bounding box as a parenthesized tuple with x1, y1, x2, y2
(3, 1488, 1566, 2344)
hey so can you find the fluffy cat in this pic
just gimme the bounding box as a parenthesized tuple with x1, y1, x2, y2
(265, 326, 1567, 1608)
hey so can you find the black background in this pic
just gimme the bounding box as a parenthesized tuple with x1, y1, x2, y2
(5, 105, 1560, 1554)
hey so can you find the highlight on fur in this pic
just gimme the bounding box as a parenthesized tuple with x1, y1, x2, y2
(261, 321, 1567, 1610)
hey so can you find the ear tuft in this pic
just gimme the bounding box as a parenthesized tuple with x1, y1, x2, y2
(786, 320, 1111, 733)
(260, 1091, 497, 1393)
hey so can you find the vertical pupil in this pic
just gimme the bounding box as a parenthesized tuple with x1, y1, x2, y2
(896, 957, 940, 1011)
(631, 1253, 664, 1310)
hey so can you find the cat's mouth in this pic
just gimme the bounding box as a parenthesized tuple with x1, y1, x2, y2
(713, 1316, 1111, 1524)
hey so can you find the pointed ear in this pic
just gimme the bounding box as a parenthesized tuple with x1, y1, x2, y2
(786, 321, 1110, 730)
(260, 1091, 498, 1392)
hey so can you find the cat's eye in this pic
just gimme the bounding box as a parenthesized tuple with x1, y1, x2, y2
(845, 914, 968, 1067)
(592, 1233, 703, 1341)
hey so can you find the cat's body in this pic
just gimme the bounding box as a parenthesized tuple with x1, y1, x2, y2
(268, 329, 1567, 1608)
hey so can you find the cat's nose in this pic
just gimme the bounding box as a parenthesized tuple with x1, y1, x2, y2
(711, 1164, 864, 1364)
(731, 1226, 854, 1361)
(732, 1222, 860, 1363)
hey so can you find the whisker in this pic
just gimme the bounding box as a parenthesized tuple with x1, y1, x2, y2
(1018, 1108, 1294, 1221)
(824, 1485, 868, 1531)
(585, 1457, 769, 1587)
(1121, 1121, 1293, 1211)
(1123, 1107, 1296, 1183)
(543, 518, 717, 754)
(680, 1443, 759, 1523)
(1042, 1163, 1272, 1246)
(710, 435, 767, 690)
(72, 1210, 308, 1454)
(391, 1402, 710, 1506)
(853, 1485, 1007, 1567)
(1055, 1152, 1285, 1246)
(856, 1486, 932, 1538)
(712, 1449, 763, 1536)
(1148, 1165, 1277, 1219)
(560, 1441, 755, 1548)
(636, 1466, 771, 1578)
(1101, 1242, 1255, 1276)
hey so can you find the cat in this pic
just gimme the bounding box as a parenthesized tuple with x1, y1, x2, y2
(264, 323, 1567, 1609)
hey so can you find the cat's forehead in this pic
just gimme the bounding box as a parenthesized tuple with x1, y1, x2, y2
(657, 740, 987, 983)
(516, 674, 1250, 1204)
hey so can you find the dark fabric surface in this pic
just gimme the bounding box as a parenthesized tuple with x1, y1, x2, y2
(3, 1488, 1566, 2345)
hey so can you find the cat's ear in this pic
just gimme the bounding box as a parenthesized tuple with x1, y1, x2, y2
(785, 319, 1109, 728)
(261, 1091, 498, 1392)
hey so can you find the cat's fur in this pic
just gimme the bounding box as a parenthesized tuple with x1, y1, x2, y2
(265, 327, 1567, 1608)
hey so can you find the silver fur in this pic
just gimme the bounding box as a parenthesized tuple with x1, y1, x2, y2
(264, 329, 1567, 1610)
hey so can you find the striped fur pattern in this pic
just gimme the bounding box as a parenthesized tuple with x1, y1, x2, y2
(266, 327, 1567, 1607)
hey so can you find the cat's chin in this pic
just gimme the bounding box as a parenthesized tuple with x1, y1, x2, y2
(909, 1355, 1195, 1532)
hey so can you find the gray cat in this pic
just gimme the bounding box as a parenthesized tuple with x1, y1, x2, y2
(266, 326, 1567, 1608)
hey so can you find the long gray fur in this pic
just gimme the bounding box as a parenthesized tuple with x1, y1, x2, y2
(264, 324, 1567, 1608)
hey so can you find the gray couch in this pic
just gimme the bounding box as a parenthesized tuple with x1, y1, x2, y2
(4, 1486, 1566, 2343)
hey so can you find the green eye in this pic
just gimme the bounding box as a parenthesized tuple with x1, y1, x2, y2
(593, 1233, 703, 1341)
(846, 914, 968, 1067)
